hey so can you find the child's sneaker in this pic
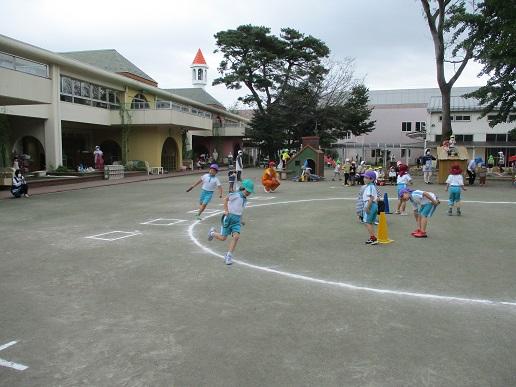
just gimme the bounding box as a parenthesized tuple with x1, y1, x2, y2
(400, 212, 408, 216)
(411, 229, 421, 236)
(413, 231, 428, 238)
(394, 211, 401, 215)
(365, 237, 378, 245)
(195, 214, 202, 221)
(448, 208, 453, 216)
(207, 227, 215, 241)
(224, 253, 233, 265)
(456, 208, 461, 216)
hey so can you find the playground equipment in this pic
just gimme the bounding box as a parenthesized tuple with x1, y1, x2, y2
(285, 136, 324, 179)
(436, 146, 468, 184)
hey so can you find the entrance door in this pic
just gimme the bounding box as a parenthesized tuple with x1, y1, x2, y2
(161, 137, 178, 172)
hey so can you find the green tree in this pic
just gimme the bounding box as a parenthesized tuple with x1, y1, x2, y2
(452, 0, 516, 127)
(214, 25, 329, 113)
(420, 0, 477, 136)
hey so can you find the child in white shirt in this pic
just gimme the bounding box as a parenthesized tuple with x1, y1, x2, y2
(208, 179, 255, 265)
(445, 165, 466, 216)
(186, 164, 223, 220)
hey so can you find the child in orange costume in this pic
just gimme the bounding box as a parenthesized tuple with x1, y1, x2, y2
(262, 161, 281, 193)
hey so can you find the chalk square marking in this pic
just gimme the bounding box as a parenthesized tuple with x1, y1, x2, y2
(140, 218, 187, 226)
(85, 231, 141, 241)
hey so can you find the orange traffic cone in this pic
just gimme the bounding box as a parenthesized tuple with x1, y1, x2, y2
(377, 211, 394, 244)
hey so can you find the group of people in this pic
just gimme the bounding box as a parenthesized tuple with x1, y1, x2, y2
(331, 159, 373, 186)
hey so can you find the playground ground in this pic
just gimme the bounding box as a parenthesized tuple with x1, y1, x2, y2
(0, 168, 515, 386)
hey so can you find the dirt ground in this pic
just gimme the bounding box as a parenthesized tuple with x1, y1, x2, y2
(1, 168, 515, 386)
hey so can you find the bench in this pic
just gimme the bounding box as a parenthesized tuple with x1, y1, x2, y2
(151, 166, 164, 175)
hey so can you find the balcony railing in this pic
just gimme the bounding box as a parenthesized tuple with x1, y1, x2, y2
(0, 51, 49, 78)
(129, 101, 212, 119)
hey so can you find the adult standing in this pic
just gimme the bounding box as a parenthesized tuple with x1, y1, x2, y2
(342, 159, 351, 186)
(235, 150, 244, 182)
(467, 158, 477, 185)
(421, 149, 436, 184)
(93, 145, 104, 170)
(497, 151, 505, 172)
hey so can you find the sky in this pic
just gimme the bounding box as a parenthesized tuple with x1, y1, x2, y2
(0, 0, 488, 108)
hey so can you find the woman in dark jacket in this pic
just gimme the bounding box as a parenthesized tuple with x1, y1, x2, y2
(11, 169, 29, 198)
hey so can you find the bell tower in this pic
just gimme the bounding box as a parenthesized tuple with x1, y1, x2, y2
(191, 48, 208, 88)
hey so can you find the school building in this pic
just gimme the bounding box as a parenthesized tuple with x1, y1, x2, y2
(335, 87, 516, 166)
(0, 34, 248, 172)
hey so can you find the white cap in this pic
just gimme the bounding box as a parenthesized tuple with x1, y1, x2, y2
(238, 150, 243, 154)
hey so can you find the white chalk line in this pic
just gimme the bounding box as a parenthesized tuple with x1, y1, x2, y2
(0, 341, 28, 371)
(188, 197, 516, 309)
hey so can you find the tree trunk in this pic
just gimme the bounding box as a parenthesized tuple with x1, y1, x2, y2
(441, 86, 452, 137)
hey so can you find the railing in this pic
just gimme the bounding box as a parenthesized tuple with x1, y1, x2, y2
(0, 51, 49, 78)
(129, 101, 212, 119)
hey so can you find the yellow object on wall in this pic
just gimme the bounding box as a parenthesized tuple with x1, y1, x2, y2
(127, 127, 182, 170)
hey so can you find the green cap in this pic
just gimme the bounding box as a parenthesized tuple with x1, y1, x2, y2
(241, 179, 255, 193)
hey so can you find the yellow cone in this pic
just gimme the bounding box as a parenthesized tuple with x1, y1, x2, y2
(377, 211, 394, 244)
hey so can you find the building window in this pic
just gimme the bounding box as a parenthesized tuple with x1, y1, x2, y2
(415, 122, 426, 132)
(401, 122, 412, 132)
(455, 115, 471, 121)
(401, 148, 410, 158)
(342, 131, 351, 140)
(60, 75, 120, 109)
(439, 116, 454, 121)
(131, 93, 150, 109)
(486, 133, 508, 142)
(455, 134, 473, 142)
(371, 149, 381, 158)
(435, 135, 442, 143)
(197, 69, 203, 81)
(488, 114, 516, 123)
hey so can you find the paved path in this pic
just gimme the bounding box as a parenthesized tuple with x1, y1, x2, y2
(0, 168, 221, 199)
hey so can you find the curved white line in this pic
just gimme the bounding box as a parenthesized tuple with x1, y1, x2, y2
(188, 198, 516, 308)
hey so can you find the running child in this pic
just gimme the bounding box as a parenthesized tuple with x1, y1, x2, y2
(208, 179, 255, 265)
(398, 188, 440, 238)
(361, 170, 379, 245)
(445, 164, 466, 215)
(186, 163, 223, 220)
(394, 164, 412, 215)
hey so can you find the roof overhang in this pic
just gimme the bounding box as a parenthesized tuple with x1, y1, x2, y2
(0, 34, 248, 123)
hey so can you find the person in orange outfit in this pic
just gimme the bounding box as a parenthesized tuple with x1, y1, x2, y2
(262, 161, 281, 193)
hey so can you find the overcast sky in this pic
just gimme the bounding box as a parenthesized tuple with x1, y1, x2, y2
(1, 0, 488, 107)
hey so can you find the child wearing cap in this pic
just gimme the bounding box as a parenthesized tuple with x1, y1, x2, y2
(262, 161, 280, 193)
(394, 164, 413, 215)
(361, 170, 379, 245)
(399, 188, 440, 238)
(445, 164, 466, 215)
(208, 179, 255, 265)
(186, 164, 223, 220)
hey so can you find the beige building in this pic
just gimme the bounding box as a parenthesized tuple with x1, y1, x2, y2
(0, 34, 248, 172)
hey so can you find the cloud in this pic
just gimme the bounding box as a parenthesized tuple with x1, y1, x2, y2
(0, 0, 487, 106)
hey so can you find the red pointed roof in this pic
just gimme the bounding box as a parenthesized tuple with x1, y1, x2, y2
(192, 49, 207, 65)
